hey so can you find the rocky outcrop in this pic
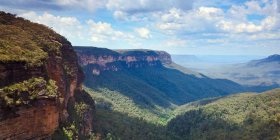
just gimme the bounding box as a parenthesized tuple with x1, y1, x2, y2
(0, 12, 93, 139)
(0, 62, 46, 88)
(0, 99, 59, 139)
(75, 47, 172, 75)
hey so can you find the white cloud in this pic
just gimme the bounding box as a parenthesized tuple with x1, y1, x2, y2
(20, 11, 135, 45)
(248, 32, 280, 40)
(6, 0, 279, 55)
(113, 10, 127, 20)
(217, 20, 263, 33)
(20, 11, 84, 39)
(155, 0, 280, 35)
(135, 27, 151, 39)
(86, 20, 134, 43)
(197, 7, 224, 20)
(217, 14, 280, 33)
(107, 0, 194, 20)
(155, 7, 224, 34)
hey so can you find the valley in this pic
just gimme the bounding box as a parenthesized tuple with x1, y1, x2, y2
(74, 46, 280, 139)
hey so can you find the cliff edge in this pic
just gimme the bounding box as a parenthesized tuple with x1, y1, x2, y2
(75, 46, 172, 75)
(0, 12, 93, 139)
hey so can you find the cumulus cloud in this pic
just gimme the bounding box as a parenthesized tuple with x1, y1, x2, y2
(156, 0, 280, 34)
(20, 11, 84, 39)
(155, 7, 224, 34)
(217, 21, 263, 33)
(107, 0, 194, 20)
(20, 11, 135, 45)
(2, 0, 280, 54)
(86, 20, 134, 43)
(135, 28, 151, 39)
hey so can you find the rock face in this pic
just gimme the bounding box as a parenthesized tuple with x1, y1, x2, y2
(0, 62, 46, 87)
(75, 46, 172, 75)
(0, 99, 59, 139)
(0, 12, 92, 139)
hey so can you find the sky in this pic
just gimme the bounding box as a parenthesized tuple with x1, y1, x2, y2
(0, 0, 280, 55)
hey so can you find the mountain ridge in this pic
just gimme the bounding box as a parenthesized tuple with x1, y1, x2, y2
(248, 54, 280, 66)
(75, 46, 255, 107)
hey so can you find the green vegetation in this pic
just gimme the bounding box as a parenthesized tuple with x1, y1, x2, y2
(85, 85, 185, 140)
(85, 83, 280, 140)
(85, 87, 173, 125)
(83, 62, 280, 140)
(168, 89, 280, 140)
(53, 89, 96, 140)
(84, 65, 245, 108)
(117, 50, 159, 57)
(82, 60, 280, 139)
(75, 46, 120, 58)
(90, 85, 280, 139)
(0, 77, 58, 107)
(0, 12, 66, 66)
(82, 57, 280, 139)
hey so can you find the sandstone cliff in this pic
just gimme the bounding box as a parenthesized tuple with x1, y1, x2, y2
(75, 46, 172, 75)
(0, 12, 93, 139)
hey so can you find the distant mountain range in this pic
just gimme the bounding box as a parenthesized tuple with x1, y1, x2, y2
(248, 54, 280, 66)
(217, 54, 280, 86)
(173, 54, 280, 87)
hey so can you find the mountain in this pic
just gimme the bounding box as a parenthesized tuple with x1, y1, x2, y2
(75, 46, 250, 107)
(0, 12, 94, 139)
(248, 54, 280, 66)
(168, 88, 280, 140)
(209, 54, 280, 86)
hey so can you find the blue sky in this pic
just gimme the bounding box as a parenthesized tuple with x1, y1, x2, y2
(0, 0, 280, 55)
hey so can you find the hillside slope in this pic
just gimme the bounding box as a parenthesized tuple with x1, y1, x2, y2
(75, 46, 247, 108)
(77, 47, 278, 106)
(168, 88, 280, 140)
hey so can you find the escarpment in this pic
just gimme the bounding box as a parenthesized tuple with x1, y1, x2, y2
(75, 46, 172, 75)
(0, 12, 93, 139)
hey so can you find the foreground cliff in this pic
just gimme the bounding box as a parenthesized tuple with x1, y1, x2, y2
(0, 12, 93, 139)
